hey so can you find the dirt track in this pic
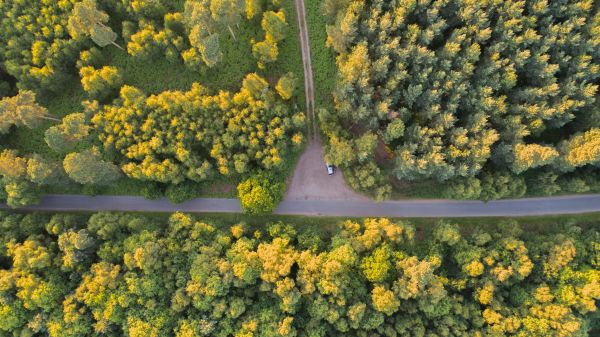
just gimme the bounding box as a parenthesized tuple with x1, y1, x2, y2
(287, 0, 366, 201)
(285, 140, 368, 201)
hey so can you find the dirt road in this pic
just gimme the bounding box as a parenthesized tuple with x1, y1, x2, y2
(285, 140, 369, 201)
(294, 0, 317, 137)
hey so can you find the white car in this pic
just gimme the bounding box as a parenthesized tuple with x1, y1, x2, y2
(326, 164, 335, 175)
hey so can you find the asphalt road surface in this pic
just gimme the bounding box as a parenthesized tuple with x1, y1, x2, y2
(3, 194, 600, 217)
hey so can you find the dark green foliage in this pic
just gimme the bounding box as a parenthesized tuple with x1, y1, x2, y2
(323, 0, 600, 200)
(141, 182, 164, 200)
(0, 212, 598, 336)
(165, 182, 201, 204)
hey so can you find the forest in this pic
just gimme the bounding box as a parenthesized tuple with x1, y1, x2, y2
(0, 0, 304, 210)
(319, 0, 600, 200)
(0, 211, 597, 336)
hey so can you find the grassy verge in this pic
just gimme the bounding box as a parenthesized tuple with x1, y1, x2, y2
(8, 4, 306, 200)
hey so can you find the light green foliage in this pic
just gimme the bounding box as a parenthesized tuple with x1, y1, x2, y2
(0, 91, 56, 133)
(0, 150, 63, 207)
(0, 213, 597, 336)
(252, 38, 279, 69)
(26, 154, 65, 185)
(68, 0, 122, 49)
(262, 11, 288, 42)
(383, 118, 405, 143)
(210, 0, 243, 40)
(557, 129, 600, 172)
(92, 74, 304, 184)
(0, 149, 28, 180)
(192, 31, 222, 67)
(245, 0, 263, 19)
(237, 174, 285, 215)
(79, 66, 123, 100)
(63, 149, 121, 186)
(512, 143, 559, 174)
(4, 181, 40, 208)
(360, 244, 392, 282)
(276, 72, 297, 100)
(45, 113, 91, 154)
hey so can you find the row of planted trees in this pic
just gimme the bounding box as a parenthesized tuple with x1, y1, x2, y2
(0, 212, 598, 336)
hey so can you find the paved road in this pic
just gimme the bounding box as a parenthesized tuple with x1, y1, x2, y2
(2, 194, 600, 217)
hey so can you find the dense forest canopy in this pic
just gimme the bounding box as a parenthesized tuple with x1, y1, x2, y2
(321, 0, 600, 200)
(0, 0, 302, 208)
(0, 211, 598, 336)
(92, 77, 305, 184)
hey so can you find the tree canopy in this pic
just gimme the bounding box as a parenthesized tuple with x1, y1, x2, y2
(92, 74, 305, 184)
(321, 0, 600, 199)
(0, 212, 597, 336)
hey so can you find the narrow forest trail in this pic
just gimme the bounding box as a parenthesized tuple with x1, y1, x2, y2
(294, 0, 317, 139)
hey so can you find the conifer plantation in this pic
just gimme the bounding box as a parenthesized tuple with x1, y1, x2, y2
(0, 212, 598, 336)
(320, 0, 600, 200)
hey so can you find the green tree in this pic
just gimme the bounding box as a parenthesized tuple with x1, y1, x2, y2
(63, 149, 121, 185)
(262, 11, 287, 42)
(210, 0, 242, 40)
(45, 113, 90, 153)
(557, 129, 600, 172)
(0, 91, 58, 133)
(276, 72, 297, 100)
(5, 181, 40, 208)
(512, 143, 559, 174)
(27, 155, 65, 185)
(189, 28, 222, 67)
(237, 174, 284, 215)
(245, 0, 262, 19)
(252, 39, 278, 69)
(67, 0, 123, 49)
(79, 66, 123, 100)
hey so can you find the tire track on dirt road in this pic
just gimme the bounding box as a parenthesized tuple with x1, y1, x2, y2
(294, 0, 317, 139)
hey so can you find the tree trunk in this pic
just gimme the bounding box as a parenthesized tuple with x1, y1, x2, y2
(227, 25, 237, 41)
(111, 40, 125, 50)
(41, 115, 61, 122)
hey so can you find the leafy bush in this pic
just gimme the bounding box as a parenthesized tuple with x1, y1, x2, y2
(237, 173, 285, 215)
(79, 66, 123, 100)
(165, 182, 200, 204)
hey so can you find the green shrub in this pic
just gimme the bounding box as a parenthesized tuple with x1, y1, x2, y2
(165, 182, 200, 204)
(237, 172, 285, 215)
